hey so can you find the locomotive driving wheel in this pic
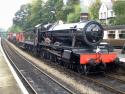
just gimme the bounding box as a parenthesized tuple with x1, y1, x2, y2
(77, 64, 83, 74)
(33, 47, 39, 56)
(77, 64, 88, 75)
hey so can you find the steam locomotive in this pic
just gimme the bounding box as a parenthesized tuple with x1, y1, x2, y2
(8, 21, 119, 75)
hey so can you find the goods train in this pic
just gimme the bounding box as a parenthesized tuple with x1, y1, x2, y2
(8, 21, 119, 75)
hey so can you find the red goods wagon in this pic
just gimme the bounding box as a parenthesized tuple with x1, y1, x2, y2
(7, 32, 16, 43)
(18, 32, 25, 42)
(16, 33, 20, 42)
(16, 32, 25, 48)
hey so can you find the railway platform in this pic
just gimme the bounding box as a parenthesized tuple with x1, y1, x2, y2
(116, 51, 125, 70)
(114, 49, 125, 62)
(0, 38, 28, 94)
(119, 54, 125, 62)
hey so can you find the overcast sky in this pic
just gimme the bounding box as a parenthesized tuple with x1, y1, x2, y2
(0, 0, 30, 30)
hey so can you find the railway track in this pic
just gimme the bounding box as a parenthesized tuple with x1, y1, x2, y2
(80, 73, 125, 94)
(3, 39, 125, 94)
(43, 58, 125, 94)
(105, 73, 125, 84)
(2, 39, 75, 94)
(40, 54, 125, 94)
(87, 75, 125, 94)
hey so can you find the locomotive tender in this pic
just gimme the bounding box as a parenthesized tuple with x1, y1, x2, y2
(9, 21, 119, 75)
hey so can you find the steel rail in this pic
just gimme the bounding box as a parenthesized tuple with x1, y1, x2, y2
(3, 40, 75, 94)
(12, 44, 75, 94)
(5, 39, 125, 94)
(2, 40, 37, 94)
(81, 75, 125, 94)
(105, 74, 125, 83)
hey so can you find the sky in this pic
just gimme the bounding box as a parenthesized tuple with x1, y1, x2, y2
(0, 0, 30, 30)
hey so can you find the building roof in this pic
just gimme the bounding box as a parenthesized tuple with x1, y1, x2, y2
(102, 2, 113, 10)
(103, 25, 125, 30)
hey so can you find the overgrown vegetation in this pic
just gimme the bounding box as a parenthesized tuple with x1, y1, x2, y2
(113, 1, 125, 25)
(89, 0, 101, 20)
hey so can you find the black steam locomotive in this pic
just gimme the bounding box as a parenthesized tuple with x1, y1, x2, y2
(9, 21, 119, 75)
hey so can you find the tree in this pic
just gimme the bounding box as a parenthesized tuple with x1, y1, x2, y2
(29, 0, 66, 25)
(67, 0, 79, 6)
(8, 25, 23, 32)
(9, 0, 81, 32)
(28, 0, 44, 26)
(44, 0, 65, 22)
(67, 5, 81, 23)
(89, 0, 101, 20)
(66, 0, 81, 23)
(13, 4, 31, 31)
(113, 1, 125, 25)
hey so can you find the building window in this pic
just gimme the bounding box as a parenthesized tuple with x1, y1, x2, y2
(101, 13, 103, 19)
(121, 31, 125, 34)
(111, 11, 113, 17)
(104, 12, 106, 19)
(119, 34, 125, 39)
(108, 34, 115, 39)
(119, 31, 125, 39)
(108, 31, 115, 39)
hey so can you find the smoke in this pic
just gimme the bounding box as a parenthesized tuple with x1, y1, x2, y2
(80, 0, 95, 13)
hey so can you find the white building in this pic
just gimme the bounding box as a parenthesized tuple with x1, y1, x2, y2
(99, 1, 115, 24)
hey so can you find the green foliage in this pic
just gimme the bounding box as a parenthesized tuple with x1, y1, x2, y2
(26, 0, 67, 26)
(8, 25, 22, 32)
(89, 0, 101, 20)
(45, 0, 66, 22)
(29, 0, 44, 26)
(67, 0, 79, 5)
(67, 5, 80, 23)
(114, 15, 125, 25)
(108, 18, 115, 25)
(13, 4, 31, 30)
(55, 0, 67, 21)
(113, 1, 125, 25)
(113, 1, 125, 15)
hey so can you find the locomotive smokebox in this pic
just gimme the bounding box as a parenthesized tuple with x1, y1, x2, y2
(82, 21, 104, 46)
(47, 21, 103, 47)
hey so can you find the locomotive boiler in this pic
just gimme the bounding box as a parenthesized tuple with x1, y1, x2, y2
(41, 21, 104, 47)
